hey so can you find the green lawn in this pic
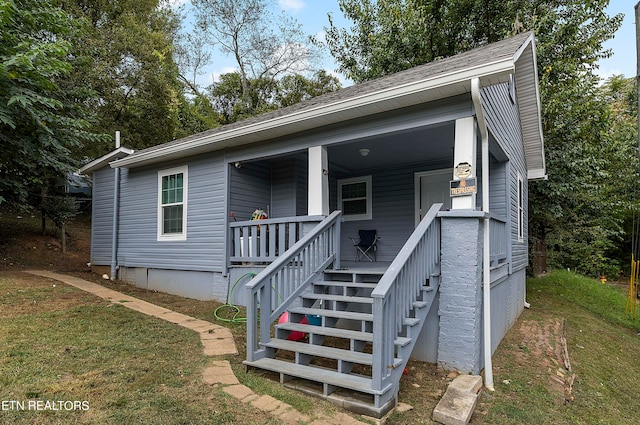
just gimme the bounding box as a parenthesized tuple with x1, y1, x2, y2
(2, 267, 639, 424)
(476, 270, 640, 424)
(0, 272, 282, 424)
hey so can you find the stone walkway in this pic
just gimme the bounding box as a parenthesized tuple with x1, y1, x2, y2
(25, 270, 371, 425)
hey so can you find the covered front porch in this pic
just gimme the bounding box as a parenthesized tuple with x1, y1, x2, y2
(225, 111, 510, 278)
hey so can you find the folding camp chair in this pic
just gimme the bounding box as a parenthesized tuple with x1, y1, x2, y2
(350, 229, 379, 262)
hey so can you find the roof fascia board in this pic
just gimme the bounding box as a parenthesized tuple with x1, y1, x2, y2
(79, 147, 134, 174)
(528, 169, 548, 180)
(512, 32, 535, 64)
(112, 59, 515, 169)
(515, 36, 546, 178)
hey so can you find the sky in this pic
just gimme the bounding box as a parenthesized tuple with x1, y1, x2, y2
(599, 1, 636, 80)
(172, 0, 637, 87)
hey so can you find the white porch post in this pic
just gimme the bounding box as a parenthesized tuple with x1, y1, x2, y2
(451, 116, 477, 210)
(308, 145, 329, 216)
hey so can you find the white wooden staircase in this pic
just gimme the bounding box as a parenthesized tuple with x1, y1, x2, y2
(243, 204, 442, 418)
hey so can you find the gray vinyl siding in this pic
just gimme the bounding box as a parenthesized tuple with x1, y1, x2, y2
(229, 162, 271, 221)
(117, 152, 226, 272)
(295, 155, 308, 216)
(90, 167, 115, 265)
(481, 82, 528, 272)
(334, 161, 449, 262)
(474, 151, 506, 215)
(489, 157, 508, 219)
(271, 158, 296, 218)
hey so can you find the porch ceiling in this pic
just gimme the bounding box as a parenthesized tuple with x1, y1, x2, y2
(328, 121, 454, 172)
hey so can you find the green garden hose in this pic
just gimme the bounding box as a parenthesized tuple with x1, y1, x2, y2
(213, 272, 256, 323)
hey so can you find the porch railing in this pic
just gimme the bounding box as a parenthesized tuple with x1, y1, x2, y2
(230, 215, 325, 264)
(245, 211, 341, 362)
(371, 203, 442, 393)
(489, 215, 508, 267)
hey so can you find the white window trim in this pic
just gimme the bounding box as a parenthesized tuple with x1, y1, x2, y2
(157, 165, 188, 241)
(337, 175, 372, 221)
(517, 172, 524, 243)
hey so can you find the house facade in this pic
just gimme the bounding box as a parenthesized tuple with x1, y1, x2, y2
(81, 32, 545, 416)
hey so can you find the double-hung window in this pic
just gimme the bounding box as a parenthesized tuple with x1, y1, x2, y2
(337, 175, 372, 221)
(158, 166, 187, 241)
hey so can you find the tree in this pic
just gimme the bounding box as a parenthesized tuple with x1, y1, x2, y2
(0, 0, 105, 208)
(322, 0, 626, 275)
(62, 0, 187, 154)
(208, 70, 341, 124)
(322, 0, 529, 83)
(277, 70, 342, 107)
(191, 0, 318, 113)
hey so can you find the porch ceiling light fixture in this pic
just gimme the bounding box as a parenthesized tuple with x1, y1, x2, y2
(359, 148, 370, 157)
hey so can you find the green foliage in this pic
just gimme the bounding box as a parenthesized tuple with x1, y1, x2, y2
(0, 0, 106, 207)
(208, 70, 341, 124)
(323, 0, 528, 83)
(62, 0, 186, 153)
(277, 70, 342, 107)
(41, 196, 79, 229)
(323, 0, 632, 275)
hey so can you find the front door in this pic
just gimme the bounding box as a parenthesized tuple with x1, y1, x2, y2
(415, 169, 451, 225)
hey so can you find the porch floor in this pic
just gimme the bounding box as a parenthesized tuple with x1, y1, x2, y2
(331, 260, 391, 275)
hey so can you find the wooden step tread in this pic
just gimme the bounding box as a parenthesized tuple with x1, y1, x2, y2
(276, 323, 414, 349)
(395, 337, 411, 347)
(276, 322, 374, 342)
(289, 307, 373, 322)
(404, 317, 420, 326)
(313, 281, 377, 289)
(244, 358, 389, 395)
(263, 339, 373, 365)
(303, 293, 373, 304)
(324, 269, 385, 276)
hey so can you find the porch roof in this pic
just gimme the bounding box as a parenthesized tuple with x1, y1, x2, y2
(111, 32, 545, 180)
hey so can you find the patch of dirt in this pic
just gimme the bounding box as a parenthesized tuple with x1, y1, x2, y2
(515, 319, 567, 401)
(0, 207, 91, 272)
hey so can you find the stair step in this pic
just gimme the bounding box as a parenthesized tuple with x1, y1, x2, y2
(413, 301, 429, 309)
(303, 293, 373, 304)
(395, 337, 411, 347)
(404, 317, 420, 326)
(289, 307, 373, 322)
(276, 322, 374, 342)
(324, 269, 385, 277)
(244, 358, 389, 395)
(276, 322, 414, 349)
(263, 339, 373, 365)
(313, 281, 377, 290)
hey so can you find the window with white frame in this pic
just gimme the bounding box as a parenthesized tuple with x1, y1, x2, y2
(517, 173, 524, 242)
(338, 175, 372, 221)
(158, 166, 187, 241)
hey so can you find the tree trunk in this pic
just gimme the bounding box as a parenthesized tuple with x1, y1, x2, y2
(532, 236, 547, 276)
(61, 223, 66, 253)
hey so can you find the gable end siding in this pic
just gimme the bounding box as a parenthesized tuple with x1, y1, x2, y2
(481, 83, 528, 272)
